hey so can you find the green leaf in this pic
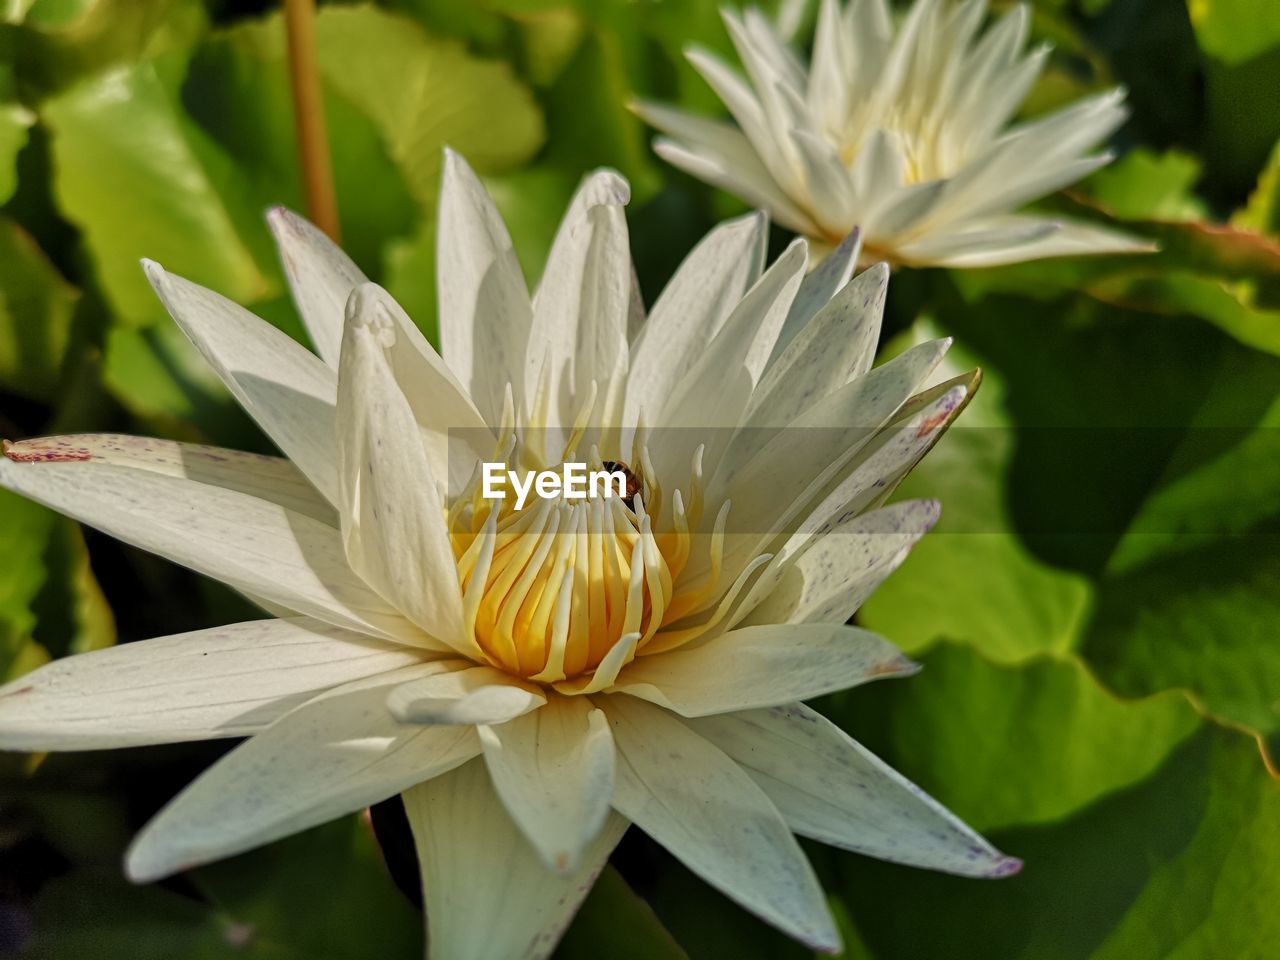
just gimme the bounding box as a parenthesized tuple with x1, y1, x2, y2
(0, 487, 113, 681)
(831, 724, 1279, 960)
(182, 11, 417, 278)
(828, 643, 1200, 834)
(309, 5, 544, 211)
(0, 100, 32, 203)
(0, 214, 79, 401)
(1078, 342, 1280, 763)
(102, 322, 259, 447)
(1081, 149, 1206, 221)
(1188, 0, 1280, 66)
(193, 816, 421, 960)
(556, 865, 688, 960)
(1233, 137, 1280, 237)
(41, 58, 275, 327)
(860, 326, 1090, 663)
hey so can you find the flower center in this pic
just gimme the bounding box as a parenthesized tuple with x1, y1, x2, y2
(446, 434, 736, 684)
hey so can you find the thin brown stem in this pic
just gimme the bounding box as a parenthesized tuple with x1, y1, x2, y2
(283, 0, 340, 241)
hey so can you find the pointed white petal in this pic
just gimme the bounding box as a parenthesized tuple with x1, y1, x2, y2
(742, 499, 939, 626)
(437, 149, 533, 422)
(267, 207, 367, 369)
(2, 434, 333, 524)
(917, 215, 1154, 267)
(654, 239, 807, 483)
(386, 665, 546, 725)
(343, 282, 492, 502)
(773, 227, 861, 357)
(650, 135, 818, 236)
(625, 211, 766, 435)
(480, 696, 615, 874)
(896, 216, 1061, 263)
(614, 623, 917, 717)
(689, 703, 1021, 878)
(125, 663, 480, 882)
(142, 261, 339, 504)
(0, 618, 423, 751)
(748, 261, 888, 426)
(406, 757, 629, 960)
(684, 46, 805, 198)
(527, 170, 631, 429)
(337, 288, 466, 648)
(603, 695, 840, 952)
(0, 456, 426, 646)
(705, 338, 950, 578)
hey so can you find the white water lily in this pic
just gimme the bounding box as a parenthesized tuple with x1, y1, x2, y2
(635, 0, 1151, 267)
(0, 150, 1018, 958)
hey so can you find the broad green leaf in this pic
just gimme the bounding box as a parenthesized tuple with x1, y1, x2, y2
(15, 0, 207, 97)
(1081, 343, 1280, 764)
(557, 865, 688, 960)
(1233, 137, 1280, 236)
(0, 215, 79, 401)
(102, 323, 260, 448)
(193, 816, 421, 960)
(831, 725, 1279, 960)
(0, 489, 55, 678)
(1082, 149, 1206, 221)
(0, 100, 32, 203)
(827, 643, 1200, 834)
(860, 327, 1091, 663)
(0, 488, 113, 681)
(183, 11, 418, 277)
(309, 5, 544, 211)
(41, 58, 274, 327)
(29, 871, 250, 959)
(1188, 0, 1280, 66)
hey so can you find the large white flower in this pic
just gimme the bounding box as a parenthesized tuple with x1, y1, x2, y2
(0, 151, 1017, 958)
(635, 0, 1151, 267)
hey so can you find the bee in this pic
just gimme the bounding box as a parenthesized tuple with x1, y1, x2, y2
(601, 460, 643, 510)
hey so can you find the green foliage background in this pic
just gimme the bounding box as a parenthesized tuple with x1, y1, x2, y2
(0, 0, 1277, 956)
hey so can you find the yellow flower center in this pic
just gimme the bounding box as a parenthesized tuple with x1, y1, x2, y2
(446, 439, 737, 685)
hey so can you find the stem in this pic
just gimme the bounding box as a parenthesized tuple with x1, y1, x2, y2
(283, 0, 340, 241)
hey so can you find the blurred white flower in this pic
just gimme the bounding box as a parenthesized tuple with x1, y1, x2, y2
(636, 0, 1151, 267)
(0, 151, 1017, 959)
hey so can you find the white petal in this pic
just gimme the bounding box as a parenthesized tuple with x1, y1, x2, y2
(747, 261, 888, 427)
(125, 662, 480, 882)
(684, 47, 805, 199)
(142, 261, 339, 504)
(337, 289, 467, 649)
(689, 703, 1021, 878)
(386, 665, 546, 725)
(344, 283, 493, 500)
(653, 239, 807, 484)
(0, 456, 426, 646)
(896, 216, 1061, 263)
(437, 149, 533, 423)
(742, 499, 939, 626)
(705, 338, 950, 581)
(648, 130, 818, 236)
(916, 215, 1153, 267)
(603, 695, 840, 952)
(405, 757, 629, 960)
(0, 618, 423, 751)
(527, 170, 631, 429)
(267, 206, 367, 369)
(773, 226, 861, 357)
(613, 623, 917, 717)
(624, 210, 766, 434)
(480, 696, 615, 874)
(2, 434, 333, 524)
